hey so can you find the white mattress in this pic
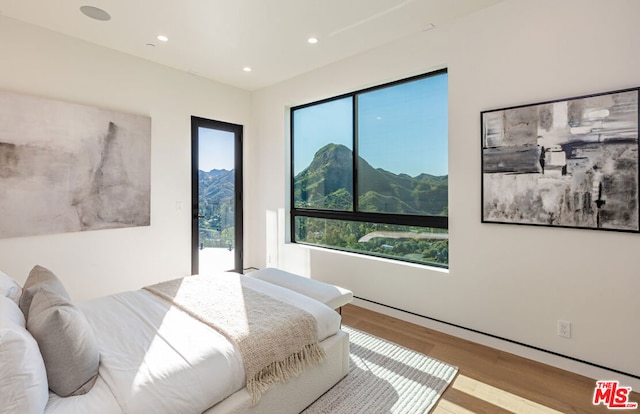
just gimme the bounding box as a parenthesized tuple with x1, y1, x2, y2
(44, 273, 341, 414)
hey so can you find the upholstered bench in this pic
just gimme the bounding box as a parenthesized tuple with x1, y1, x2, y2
(249, 268, 353, 311)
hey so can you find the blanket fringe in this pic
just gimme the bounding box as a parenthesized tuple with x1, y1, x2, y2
(246, 343, 326, 406)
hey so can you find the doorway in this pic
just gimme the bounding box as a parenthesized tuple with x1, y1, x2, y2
(191, 116, 243, 274)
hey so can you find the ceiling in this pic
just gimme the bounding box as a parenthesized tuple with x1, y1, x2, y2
(0, 0, 502, 91)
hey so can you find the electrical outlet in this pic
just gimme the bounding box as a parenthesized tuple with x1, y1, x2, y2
(558, 320, 571, 338)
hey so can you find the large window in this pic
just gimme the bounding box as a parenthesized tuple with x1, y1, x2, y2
(291, 70, 448, 267)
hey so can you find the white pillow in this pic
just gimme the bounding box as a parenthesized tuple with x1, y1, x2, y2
(0, 269, 22, 306)
(0, 296, 49, 414)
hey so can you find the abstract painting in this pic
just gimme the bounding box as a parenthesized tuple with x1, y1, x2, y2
(0, 90, 151, 238)
(482, 88, 639, 232)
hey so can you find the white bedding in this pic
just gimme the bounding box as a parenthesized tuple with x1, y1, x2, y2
(44, 273, 341, 414)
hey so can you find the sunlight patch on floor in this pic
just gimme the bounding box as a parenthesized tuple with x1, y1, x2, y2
(452, 374, 564, 414)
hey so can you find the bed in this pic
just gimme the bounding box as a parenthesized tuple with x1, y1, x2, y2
(0, 266, 350, 414)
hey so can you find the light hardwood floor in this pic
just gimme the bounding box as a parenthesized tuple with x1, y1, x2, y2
(341, 304, 639, 414)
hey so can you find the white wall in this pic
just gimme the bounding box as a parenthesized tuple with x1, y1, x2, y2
(0, 16, 250, 300)
(248, 0, 640, 386)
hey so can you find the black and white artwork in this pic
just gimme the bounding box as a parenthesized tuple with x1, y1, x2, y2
(0, 90, 151, 238)
(482, 88, 639, 232)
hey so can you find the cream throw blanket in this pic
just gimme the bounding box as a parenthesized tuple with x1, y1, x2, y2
(144, 273, 325, 404)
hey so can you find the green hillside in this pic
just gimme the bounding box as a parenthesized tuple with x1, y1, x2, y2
(294, 143, 448, 215)
(294, 143, 354, 210)
(198, 169, 234, 247)
(293, 143, 449, 266)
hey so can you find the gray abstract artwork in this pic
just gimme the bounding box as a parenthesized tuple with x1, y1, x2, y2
(482, 89, 639, 231)
(0, 90, 151, 238)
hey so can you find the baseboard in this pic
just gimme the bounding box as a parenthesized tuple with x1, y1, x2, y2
(351, 297, 640, 390)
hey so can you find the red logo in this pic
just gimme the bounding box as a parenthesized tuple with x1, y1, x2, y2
(593, 381, 638, 409)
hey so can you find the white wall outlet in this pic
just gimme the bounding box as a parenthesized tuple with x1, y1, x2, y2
(558, 320, 571, 338)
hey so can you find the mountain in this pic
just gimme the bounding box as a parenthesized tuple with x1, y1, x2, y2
(294, 144, 447, 215)
(294, 144, 353, 210)
(199, 169, 234, 203)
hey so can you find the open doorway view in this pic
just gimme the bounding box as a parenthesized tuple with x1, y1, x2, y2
(191, 117, 243, 274)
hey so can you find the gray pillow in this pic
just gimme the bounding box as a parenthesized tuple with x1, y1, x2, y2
(26, 289, 100, 397)
(19, 265, 70, 320)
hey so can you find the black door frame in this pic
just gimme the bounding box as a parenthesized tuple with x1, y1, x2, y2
(191, 116, 243, 274)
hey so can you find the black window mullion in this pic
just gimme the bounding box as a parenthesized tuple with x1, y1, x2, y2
(291, 208, 447, 229)
(290, 109, 296, 243)
(352, 94, 359, 213)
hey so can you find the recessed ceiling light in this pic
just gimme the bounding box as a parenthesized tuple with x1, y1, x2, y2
(80, 5, 111, 21)
(157, 34, 169, 42)
(307, 37, 319, 44)
(243, 67, 252, 72)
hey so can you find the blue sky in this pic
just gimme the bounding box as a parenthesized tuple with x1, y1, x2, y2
(198, 128, 235, 171)
(293, 97, 353, 174)
(293, 72, 448, 177)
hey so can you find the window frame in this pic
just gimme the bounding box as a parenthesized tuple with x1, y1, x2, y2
(289, 69, 448, 266)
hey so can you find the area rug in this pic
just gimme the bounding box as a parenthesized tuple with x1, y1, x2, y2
(302, 325, 458, 414)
